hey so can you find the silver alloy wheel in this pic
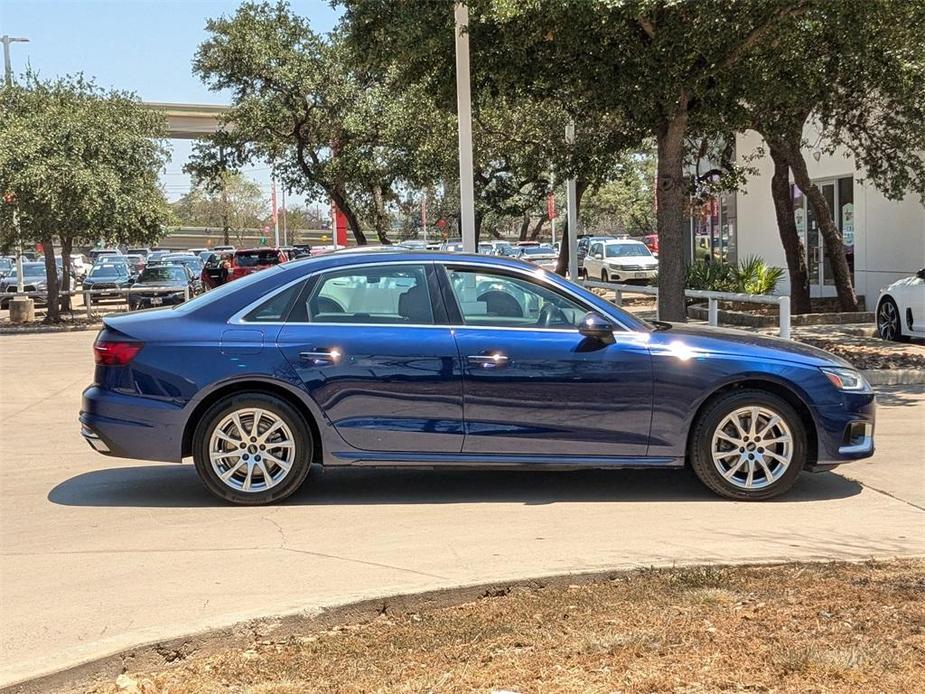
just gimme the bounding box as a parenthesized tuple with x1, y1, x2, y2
(711, 405, 793, 490)
(208, 408, 296, 493)
(878, 300, 899, 340)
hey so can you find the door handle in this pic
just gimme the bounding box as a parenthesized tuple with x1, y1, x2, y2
(467, 353, 509, 369)
(299, 349, 341, 365)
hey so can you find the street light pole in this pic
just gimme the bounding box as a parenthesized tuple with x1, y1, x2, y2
(566, 123, 579, 281)
(453, 3, 476, 253)
(2, 35, 29, 296)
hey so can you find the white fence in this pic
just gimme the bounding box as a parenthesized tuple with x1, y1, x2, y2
(582, 280, 791, 339)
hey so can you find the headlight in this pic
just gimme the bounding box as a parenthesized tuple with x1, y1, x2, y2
(820, 367, 871, 392)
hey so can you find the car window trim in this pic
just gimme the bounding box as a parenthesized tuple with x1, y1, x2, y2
(228, 258, 633, 332)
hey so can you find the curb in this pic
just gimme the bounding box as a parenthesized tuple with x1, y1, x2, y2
(1, 557, 916, 694)
(863, 369, 925, 386)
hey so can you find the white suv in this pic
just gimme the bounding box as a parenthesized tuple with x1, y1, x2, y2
(583, 239, 658, 284)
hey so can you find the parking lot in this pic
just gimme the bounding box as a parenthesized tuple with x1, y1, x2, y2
(1, 329, 923, 687)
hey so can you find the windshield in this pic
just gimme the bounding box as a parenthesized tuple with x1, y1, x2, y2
(235, 251, 280, 267)
(139, 266, 186, 282)
(0, 258, 13, 270)
(89, 264, 129, 279)
(605, 243, 652, 258)
(8, 264, 46, 279)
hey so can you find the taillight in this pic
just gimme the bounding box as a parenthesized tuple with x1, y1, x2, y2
(94, 339, 143, 366)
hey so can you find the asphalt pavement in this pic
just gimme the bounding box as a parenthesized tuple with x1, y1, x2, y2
(1, 330, 922, 688)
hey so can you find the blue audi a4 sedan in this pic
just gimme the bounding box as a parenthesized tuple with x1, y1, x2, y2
(80, 250, 875, 505)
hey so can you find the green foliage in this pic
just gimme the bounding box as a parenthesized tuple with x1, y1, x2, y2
(580, 148, 656, 236)
(686, 255, 784, 295)
(170, 173, 268, 243)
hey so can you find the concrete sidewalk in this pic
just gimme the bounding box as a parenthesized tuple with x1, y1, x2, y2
(1, 330, 922, 688)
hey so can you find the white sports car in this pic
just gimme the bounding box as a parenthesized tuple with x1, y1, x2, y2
(876, 269, 925, 341)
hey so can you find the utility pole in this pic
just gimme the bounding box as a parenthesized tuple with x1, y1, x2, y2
(453, 3, 476, 253)
(2, 35, 29, 87)
(3, 36, 29, 301)
(566, 123, 579, 281)
(421, 192, 428, 245)
(281, 185, 288, 246)
(271, 174, 280, 248)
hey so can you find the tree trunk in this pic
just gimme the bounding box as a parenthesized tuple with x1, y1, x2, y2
(783, 137, 858, 311)
(530, 213, 548, 240)
(40, 236, 60, 323)
(60, 235, 74, 312)
(767, 141, 811, 314)
(518, 215, 530, 241)
(371, 184, 391, 244)
(474, 209, 484, 243)
(331, 188, 367, 246)
(655, 97, 690, 322)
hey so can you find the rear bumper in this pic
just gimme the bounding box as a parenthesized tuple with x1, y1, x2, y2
(80, 385, 186, 462)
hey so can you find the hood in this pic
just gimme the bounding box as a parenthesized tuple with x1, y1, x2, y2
(647, 322, 852, 368)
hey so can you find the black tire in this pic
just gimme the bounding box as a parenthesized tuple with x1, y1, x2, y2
(192, 393, 313, 505)
(689, 389, 807, 501)
(876, 296, 908, 342)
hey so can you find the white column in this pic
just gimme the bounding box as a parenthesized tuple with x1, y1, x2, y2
(566, 123, 579, 281)
(454, 2, 476, 253)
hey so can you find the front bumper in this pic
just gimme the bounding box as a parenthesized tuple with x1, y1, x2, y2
(607, 267, 658, 282)
(807, 392, 877, 470)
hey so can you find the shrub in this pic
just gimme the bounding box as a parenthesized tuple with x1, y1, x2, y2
(685, 255, 784, 295)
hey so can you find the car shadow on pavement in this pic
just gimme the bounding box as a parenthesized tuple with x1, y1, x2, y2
(48, 464, 863, 508)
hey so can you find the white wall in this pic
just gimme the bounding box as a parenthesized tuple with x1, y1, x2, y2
(734, 128, 925, 303)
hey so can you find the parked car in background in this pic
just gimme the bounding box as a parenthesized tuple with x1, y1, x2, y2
(228, 248, 287, 281)
(876, 268, 925, 342)
(124, 254, 146, 276)
(127, 264, 197, 310)
(161, 253, 204, 292)
(515, 245, 559, 272)
(126, 247, 150, 258)
(0, 262, 68, 308)
(70, 254, 89, 281)
(81, 250, 876, 505)
(576, 235, 615, 275)
(146, 250, 171, 265)
(88, 248, 123, 263)
(82, 261, 134, 304)
(187, 248, 209, 257)
(642, 234, 659, 256)
(483, 241, 515, 257)
(201, 252, 231, 290)
(0, 256, 14, 279)
(439, 240, 465, 252)
(583, 239, 659, 284)
(213, 245, 236, 254)
(398, 240, 427, 251)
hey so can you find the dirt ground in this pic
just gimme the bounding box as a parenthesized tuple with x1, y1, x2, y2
(86, 560, 924, 694)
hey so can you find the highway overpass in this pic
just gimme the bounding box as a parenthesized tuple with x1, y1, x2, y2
(144, 102, 228, 139)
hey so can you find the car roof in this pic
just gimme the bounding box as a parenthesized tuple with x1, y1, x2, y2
(602, 238, 646, 244)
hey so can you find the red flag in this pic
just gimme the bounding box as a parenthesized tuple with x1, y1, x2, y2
(546, 191, 556, 220)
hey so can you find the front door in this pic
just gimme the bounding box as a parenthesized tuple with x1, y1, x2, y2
(795, 177, 855, 298)
(276, 262, 464, 454)
(441, 265, 653, 458)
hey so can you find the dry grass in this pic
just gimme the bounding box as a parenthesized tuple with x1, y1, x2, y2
(88, 560, 924, 694)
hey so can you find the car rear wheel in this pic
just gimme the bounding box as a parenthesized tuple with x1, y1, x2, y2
(877, 297, 907, 342)
(192, 393, 312, 505)
(689, 389, 806, 500)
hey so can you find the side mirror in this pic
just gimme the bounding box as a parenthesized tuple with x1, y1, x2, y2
(917, 268, 925, 280)
(593, 253, 603, 260)
(578, 311, 616, 344)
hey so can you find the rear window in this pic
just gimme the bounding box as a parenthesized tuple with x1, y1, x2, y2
(235, 251, 281, 267)
(89, 264, 128, 279)
(139, 266, 186, 282)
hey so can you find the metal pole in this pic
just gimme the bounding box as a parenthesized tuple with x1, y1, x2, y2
(3, 36, 28, 293)
(13, 210, 23, 293)
(421, 193, 428, 244)
(566, 123, 579, 281)
(281, 184, 288, 246)
(454, 2, 476, 253)
(779, 295, 791, 339)
(271, 174, 280, 247)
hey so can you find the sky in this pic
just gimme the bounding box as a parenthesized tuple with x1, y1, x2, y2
(0, 0, 342, 204)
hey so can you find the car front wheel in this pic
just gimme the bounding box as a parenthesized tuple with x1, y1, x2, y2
(877, 297, 907, 342)
(192, 393, 313, 505)
(689, 389, 806, 500)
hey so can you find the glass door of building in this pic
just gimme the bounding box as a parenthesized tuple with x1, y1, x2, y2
(793, 177, 854, 297)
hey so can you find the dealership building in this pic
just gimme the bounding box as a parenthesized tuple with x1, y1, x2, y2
(689, 125, 925, 305)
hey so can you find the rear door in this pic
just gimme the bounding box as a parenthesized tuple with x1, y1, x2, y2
(276, 262, 464, 455)
(440, 264, 653, 458)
